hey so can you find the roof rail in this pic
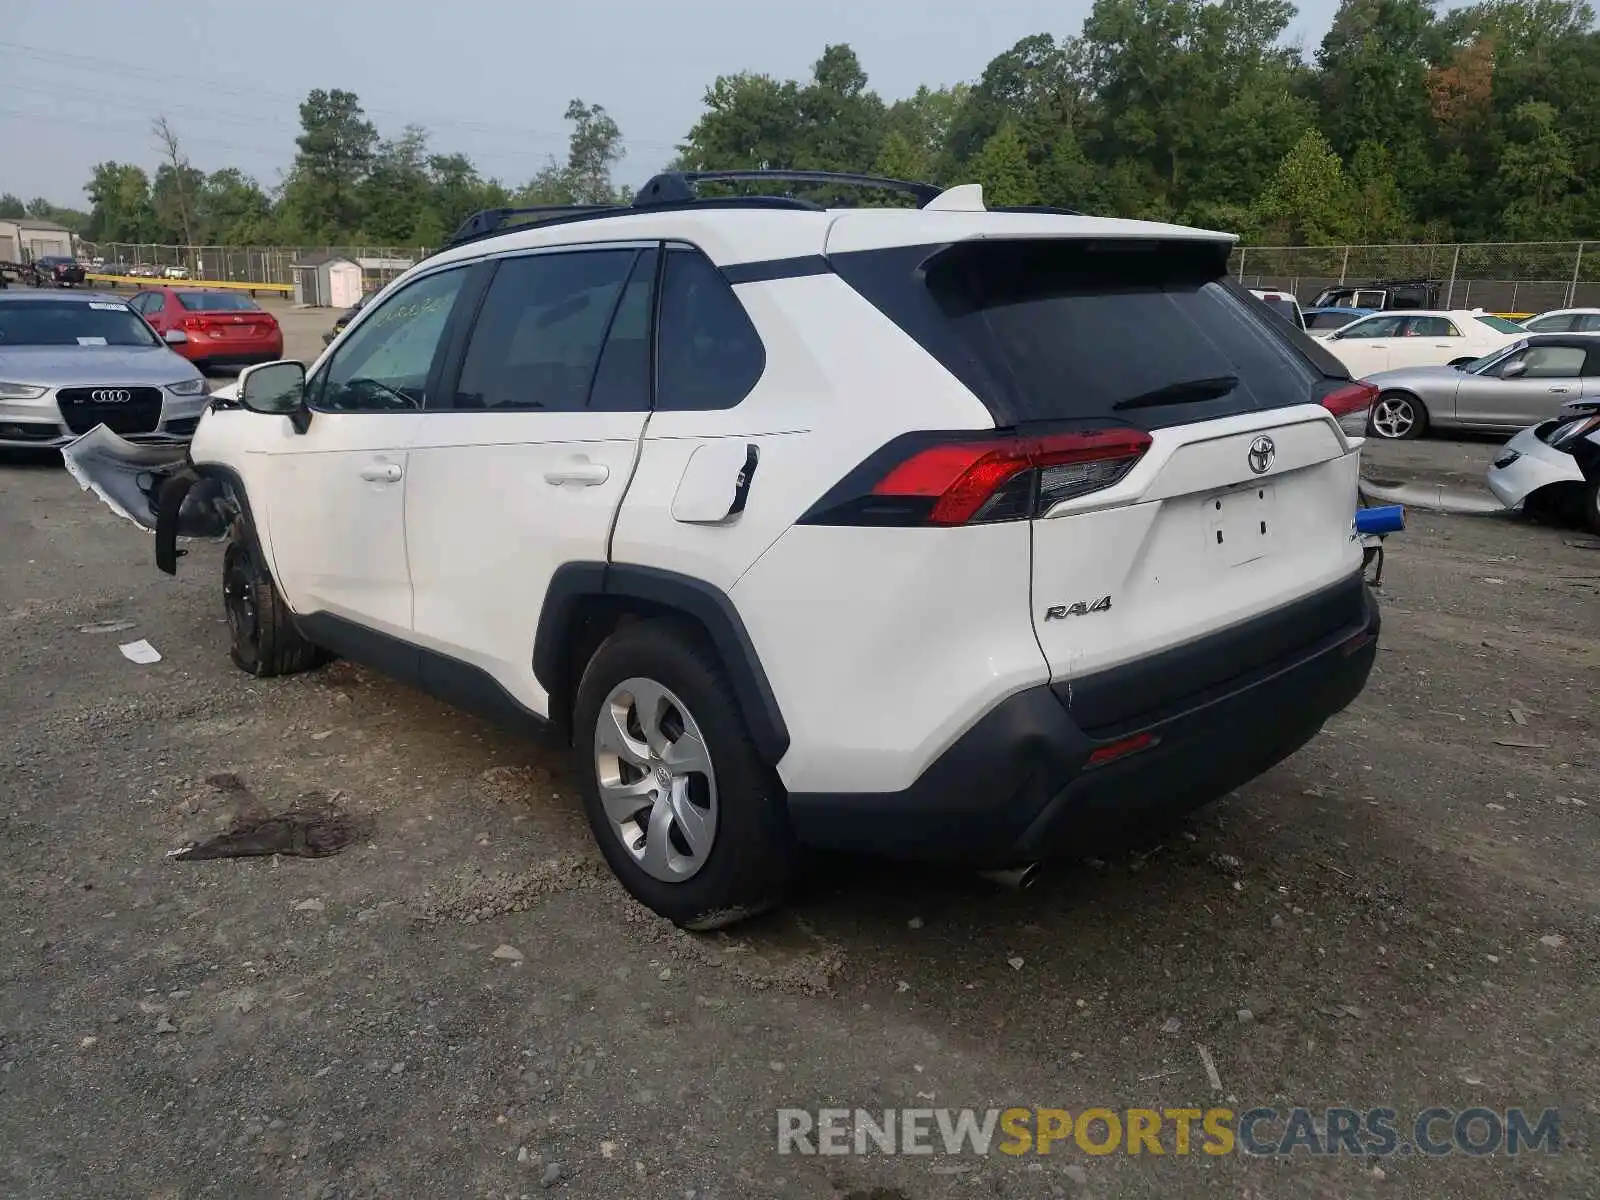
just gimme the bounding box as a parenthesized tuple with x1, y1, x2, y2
(634, 169, 944, 209)
(446, 203, 623, 247)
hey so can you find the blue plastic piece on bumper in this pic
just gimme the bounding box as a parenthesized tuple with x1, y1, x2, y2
(1356, 505, 1405, 535)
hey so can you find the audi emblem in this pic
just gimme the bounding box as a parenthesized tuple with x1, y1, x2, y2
(90, 389, 132, 403)
(1247, 435, 1276, 475)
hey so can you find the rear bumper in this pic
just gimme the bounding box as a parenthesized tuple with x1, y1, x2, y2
(785, 574, 1380, 864)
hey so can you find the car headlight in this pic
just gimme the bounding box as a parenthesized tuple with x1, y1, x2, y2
(0, 381, 48, 399)
(166, 378, 208, 396)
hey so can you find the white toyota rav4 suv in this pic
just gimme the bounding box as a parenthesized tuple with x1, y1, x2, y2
(68, 171, 1382, 928)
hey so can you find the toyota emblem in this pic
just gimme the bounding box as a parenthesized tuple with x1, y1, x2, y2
(90, 389, 132, 404)
(1247, 435, 1276, 475)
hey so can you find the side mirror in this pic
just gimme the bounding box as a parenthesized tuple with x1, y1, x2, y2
(163, 329, 188, 345)
(1500, 359, 1528, 379)
(239, 360, 310, 432)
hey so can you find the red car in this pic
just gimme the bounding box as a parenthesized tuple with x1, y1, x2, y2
(127, 287, 284, 372)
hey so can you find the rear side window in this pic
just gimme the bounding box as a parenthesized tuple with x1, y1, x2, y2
(1475, 314, 1529, 334)
(452, 248, 640, 411)
(1526, 314, 1575, 332)
(832, 238, 1333, 428)
(1404, 316, 1457, 336)
(177, 292, 259, 312)
(655, 246, 765, 410)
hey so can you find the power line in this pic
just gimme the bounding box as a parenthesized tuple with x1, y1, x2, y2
(0, 39, 682, 154)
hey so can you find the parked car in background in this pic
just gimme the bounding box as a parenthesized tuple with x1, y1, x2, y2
(1360, 332, 1600, 440)
(322, 289, 373, 345)
(1485, 397, 1600, 531)
(1320, 309, 1527, 378)
(1519, 307, 1600, 333)
(1302, 306, 1374, 337)
(161, 265, 190, 280)
(33, 255, 86, 287)
(126, 287, 284, 373)
(1311, 278, 1441, 312)
(0, 291, 207, 447)
(1248, 288, 1306, 331)
(99, 262, 132, 278)
(128, 265, 158, 278)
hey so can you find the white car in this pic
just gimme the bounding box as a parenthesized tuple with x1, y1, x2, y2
(1519, 307, 1600, 334)
(1249, 288, 1306, 332)
(1484, 399, 1600, 530)
(1320, 309, 1528, 378)
(161, 265, 190, 280)
(63, 171, 1382, 928)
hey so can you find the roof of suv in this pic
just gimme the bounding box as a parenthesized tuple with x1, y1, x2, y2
(420, 170, 1236, 274)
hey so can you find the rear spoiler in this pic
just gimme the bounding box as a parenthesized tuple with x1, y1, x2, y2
(1560, 398, 1600, 415)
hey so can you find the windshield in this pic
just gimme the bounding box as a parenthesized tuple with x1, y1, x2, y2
(1475, 314, 1527, 333)
(0, 300, 159, 347)
(1464, 342, 1525, 374)
(177, 291, 260, 312)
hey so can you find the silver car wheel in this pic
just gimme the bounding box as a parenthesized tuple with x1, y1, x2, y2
(593, 677, 718, 883)
(1371, 395, 1417, 439)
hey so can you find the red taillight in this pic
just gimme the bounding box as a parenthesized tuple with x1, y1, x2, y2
(1322, 381, 1378, 437)
(869, 429, 1152, 526)
(1084, 731, 1160, 769)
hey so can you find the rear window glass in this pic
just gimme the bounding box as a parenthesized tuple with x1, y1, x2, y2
(1306, 311, 1358, 331)
(177, 292, 259, 312)
(1475, 314, 1528, 334)
(833, 239, 1334, 427)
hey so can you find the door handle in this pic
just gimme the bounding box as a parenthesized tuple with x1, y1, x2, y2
(544, 457, 610, 487)
(359, 463, 402, 483)
(1548, 386, 1572, 394)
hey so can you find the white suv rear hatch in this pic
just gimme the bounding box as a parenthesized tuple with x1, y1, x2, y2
(826, 223, 1365, 706)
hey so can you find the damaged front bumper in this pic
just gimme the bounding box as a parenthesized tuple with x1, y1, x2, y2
(62, 425, 234, 573)
(1485, 424, 1586, 509)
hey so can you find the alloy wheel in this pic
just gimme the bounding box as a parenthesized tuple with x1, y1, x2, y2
(1371, 396, 1418, 439)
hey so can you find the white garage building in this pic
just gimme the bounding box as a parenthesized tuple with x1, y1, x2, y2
(0, 218, 74, 263)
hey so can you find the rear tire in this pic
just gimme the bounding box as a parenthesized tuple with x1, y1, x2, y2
(572, 618, 800, 929)
(223, 521, 325, 677)
(1369, 391, 1427, 440)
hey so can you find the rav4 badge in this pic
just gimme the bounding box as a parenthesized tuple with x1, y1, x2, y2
(1044, 596, 1112, 620)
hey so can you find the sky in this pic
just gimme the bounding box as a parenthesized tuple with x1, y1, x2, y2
(1, 0, 1351, 210)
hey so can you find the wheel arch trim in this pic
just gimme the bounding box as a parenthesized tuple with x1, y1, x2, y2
(534, 562, 791, 765)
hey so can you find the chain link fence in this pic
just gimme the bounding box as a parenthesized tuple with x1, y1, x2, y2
(72, 238, 1600, 315)
(76, 243, 428, 288)
(1230, 241, 1599, 313)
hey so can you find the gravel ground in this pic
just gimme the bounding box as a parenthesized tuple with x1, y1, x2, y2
(1, 305, 1596, 1198)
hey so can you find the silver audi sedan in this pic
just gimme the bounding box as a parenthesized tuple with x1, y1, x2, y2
(0, 291, 209, 449)
(1361, 331, 1600, 440)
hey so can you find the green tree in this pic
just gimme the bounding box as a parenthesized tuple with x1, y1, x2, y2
(1346, 141, 1411, 241)
(561, 100, 626, 203)
(360, 125, 433, 242)
(967, 123, 1040, 206)
(1253, 128, 1356, 244)
(198, 169, 274, 243)
(85, 162, 157, 242)
(1497, 100, 1577, 238)
(0, 194, 27, 218)
(677, 73, 805, 170)
(278, 89, 377, 241)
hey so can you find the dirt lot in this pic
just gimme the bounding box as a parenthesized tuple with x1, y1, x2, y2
(1, 306, 1597, 1198)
